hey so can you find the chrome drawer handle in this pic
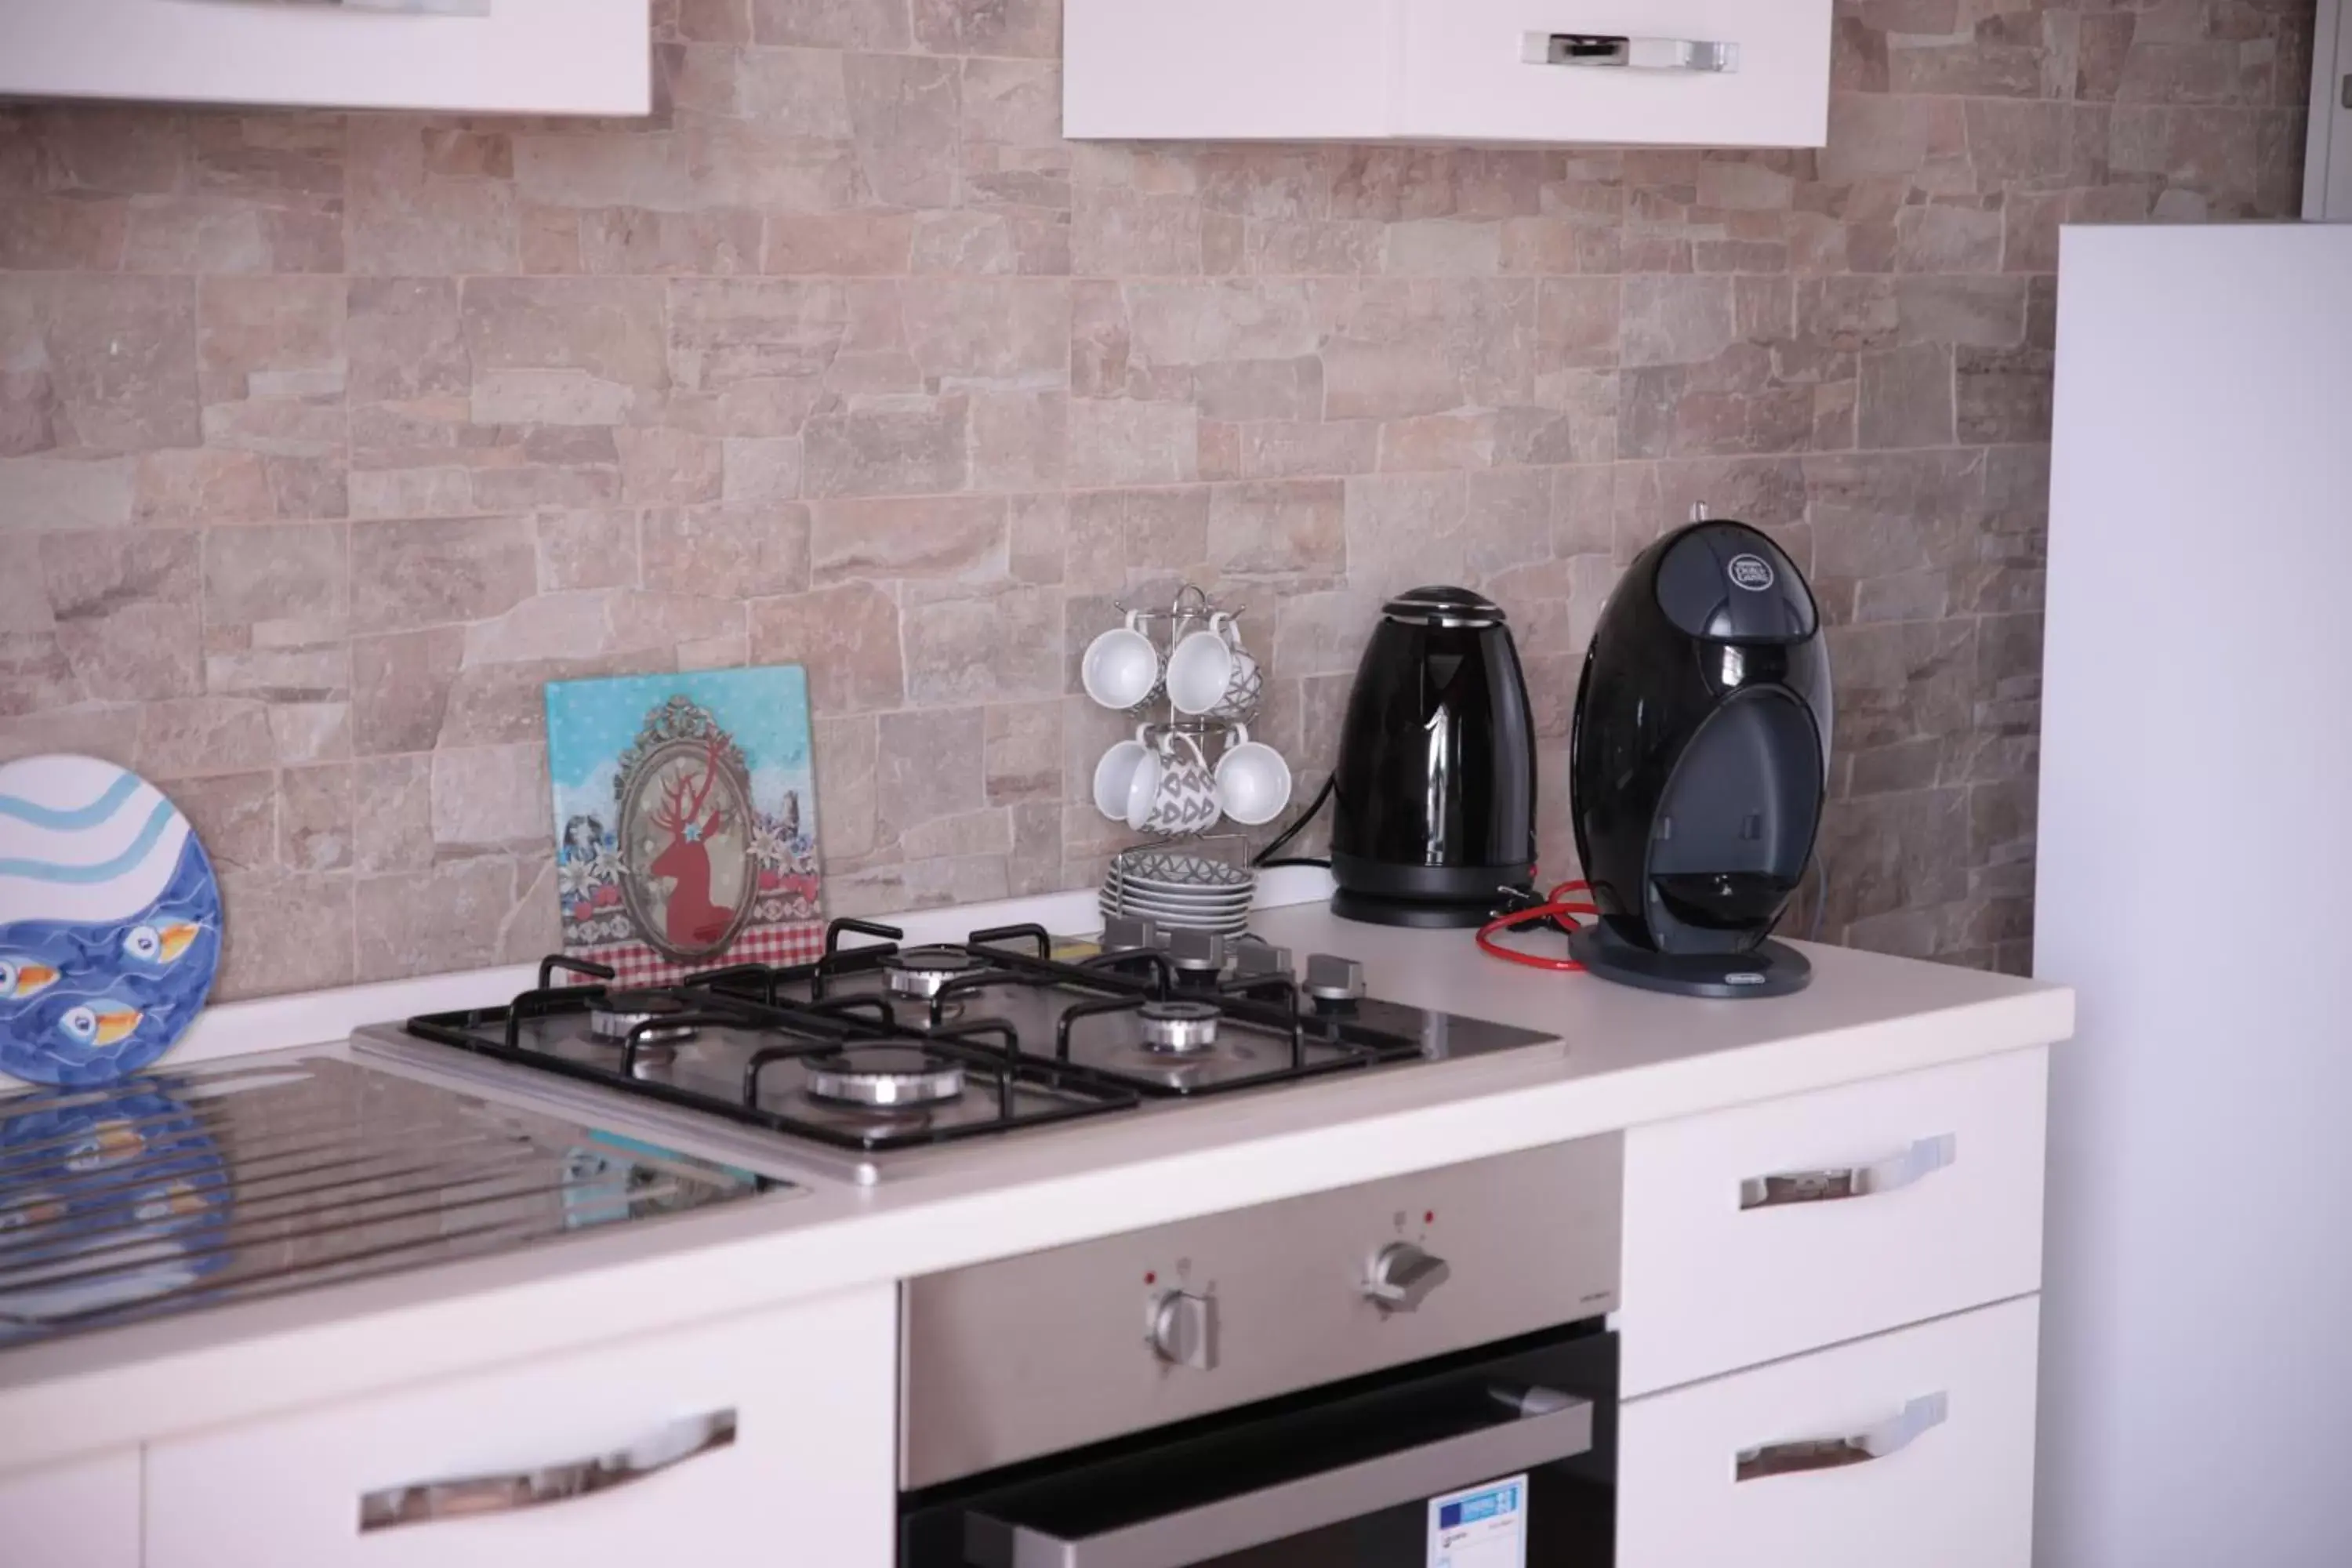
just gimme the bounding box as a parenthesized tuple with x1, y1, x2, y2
(1522, 33, 1740, 72)
(1736, 1392, 1948, 1483)
(1738, 1134, 1956, 1210)
(358, 1409, 736, 1532)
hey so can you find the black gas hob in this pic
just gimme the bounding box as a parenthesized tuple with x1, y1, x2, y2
(395, 917, 1555, 1159)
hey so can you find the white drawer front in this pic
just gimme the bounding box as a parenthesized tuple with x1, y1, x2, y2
(1621, 1295, 2040, 1568)
(1621, 1047, 2047, 1397)
(0, 1450, 141, 1568)
(145, 1284, 895, 1568)
(1398, 0, 1831, 147)
(0, 0, 649, 115)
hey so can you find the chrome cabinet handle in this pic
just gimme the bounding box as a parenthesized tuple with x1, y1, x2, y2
(1738, 1134, 1956, 1210)
(1736, 1392, 1948, 1483)
(1522, 33, 1740, 73)
(358, 1409, 736, 1533)
(966, 1389, 1591, 1568)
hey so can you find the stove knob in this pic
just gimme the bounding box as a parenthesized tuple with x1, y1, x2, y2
(1168, 929, 1227, 973)
(1305, 955, 1367, 1007)
(1364, 1243, 1450, 1314)
(1149, 1290, 1218, 1370)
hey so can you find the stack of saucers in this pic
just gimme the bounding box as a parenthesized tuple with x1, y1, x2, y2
(1098, 848, 1255, 937)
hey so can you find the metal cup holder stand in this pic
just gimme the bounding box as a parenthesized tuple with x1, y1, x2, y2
(1106, 584, 1265, 837)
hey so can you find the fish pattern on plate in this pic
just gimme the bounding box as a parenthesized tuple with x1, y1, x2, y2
(0, 756, 221, 1086)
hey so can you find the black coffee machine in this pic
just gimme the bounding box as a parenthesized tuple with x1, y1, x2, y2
(1330, 587, 1537, 928)
(1568, 521, 1831, 997)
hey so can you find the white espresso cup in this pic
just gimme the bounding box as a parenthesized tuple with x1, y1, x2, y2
(1091, 726, 1154, 822)
(1214, 724, 1293, 826)
(1087, 724, 1152, 822)
(1081, 612, 1163, 711)
(1166, 614, 1262, 720)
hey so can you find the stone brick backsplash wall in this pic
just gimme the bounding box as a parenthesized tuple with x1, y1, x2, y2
(0, 0, 2312, 999)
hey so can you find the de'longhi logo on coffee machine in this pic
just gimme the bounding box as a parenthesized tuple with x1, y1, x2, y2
(1727, 554, 1776, 592)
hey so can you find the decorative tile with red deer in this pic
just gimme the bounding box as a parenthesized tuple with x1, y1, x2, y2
(544, 667, 825, 986)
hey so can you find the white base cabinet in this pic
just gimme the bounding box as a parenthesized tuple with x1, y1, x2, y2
(143, 1283, 895, 1568)
(0, 1450, 141, 1568)
(1620, 1296, 2040, 1567)
(0, 0, 650, 116)
(1065, 0, 1831, 147)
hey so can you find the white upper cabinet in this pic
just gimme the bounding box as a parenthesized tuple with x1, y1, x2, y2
(0, 0, 651, 117)
(1064, 0, 1831, 147)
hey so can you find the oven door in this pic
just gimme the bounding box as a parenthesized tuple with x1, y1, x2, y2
(902, 1326, 1616, 1568)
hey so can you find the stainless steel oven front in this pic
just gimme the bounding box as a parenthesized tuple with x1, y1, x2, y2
(899, 1136, 1624, 1567)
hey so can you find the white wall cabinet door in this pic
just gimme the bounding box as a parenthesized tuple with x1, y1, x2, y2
(1397, 0, 1830, 147)
(1620, 1295, 2041, 1567)
(0, 1449, 142, 1568)
(0, 0, 650, 116)
(1063, 0, 1832, 147)
(144, 1283, 895, 1568)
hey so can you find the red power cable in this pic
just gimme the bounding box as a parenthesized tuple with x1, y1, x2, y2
(1477, 879, 1599, 973)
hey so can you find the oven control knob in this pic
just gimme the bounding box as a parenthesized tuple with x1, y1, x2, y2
(1149, 1290, 1218, 1370)
(1365, 1243, 1450, 1313)
(1305, 956, 1367, 1008)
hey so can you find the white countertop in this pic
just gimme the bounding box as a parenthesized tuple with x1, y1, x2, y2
(0, 891, 2071, 1473)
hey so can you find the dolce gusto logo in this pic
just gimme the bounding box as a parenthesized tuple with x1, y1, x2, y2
(1728, 553, 1776, 592)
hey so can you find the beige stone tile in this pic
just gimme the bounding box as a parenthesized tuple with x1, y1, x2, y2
(203, 521, 347, 632)
(1208, 480, 1344, 579)
(876, 705, 983, 845)
(4, 275, 199, 454)
(281, 760, 354, 872)
(351, 626, 463, 755)
(430, 742, 551, 856)
(748, 580, 902, 711)
(844, 54, 959, 209)
(354, 857, 533, 982)
(1065, 399, 1196, 488)
(352, 753, 434, 872)
(215, 869, 354, 999)
(811, 495, 1004, 583)
(764, 212, 915, 276)
(350, 516, 535, 633)
(41, 530, 201, 702)
(903, 581, 1061, 705)
(750, 0, 908, 48)
(347, 120, 517, 277)
(172, 769, 278, 873)
(811, 711, 877, 862)
(983, 699, 1062, 804)
(802, 396, 971, 498)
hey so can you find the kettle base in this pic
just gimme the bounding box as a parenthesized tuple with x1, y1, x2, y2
(1330, 887, 1519, 930)
(1567, 922, 1813, 999)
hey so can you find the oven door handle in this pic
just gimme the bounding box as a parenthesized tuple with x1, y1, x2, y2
(963, 1388, 1593, 1568)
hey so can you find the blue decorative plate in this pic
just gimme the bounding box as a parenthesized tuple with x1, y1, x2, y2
(0, 756, 221, 1086)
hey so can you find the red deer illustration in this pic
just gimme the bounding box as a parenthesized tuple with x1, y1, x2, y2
(648, 736, 736, 950)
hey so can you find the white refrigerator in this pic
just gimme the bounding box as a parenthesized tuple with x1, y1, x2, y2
(2037, 223, 2352, 1564)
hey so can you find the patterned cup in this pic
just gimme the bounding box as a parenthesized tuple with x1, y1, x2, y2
(1127, 732, 1219, 836)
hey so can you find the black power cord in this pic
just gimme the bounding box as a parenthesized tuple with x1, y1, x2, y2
(1250, 775, 1335, 869)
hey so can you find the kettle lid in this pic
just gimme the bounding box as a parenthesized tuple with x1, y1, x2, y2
(1382, 586, 1504, 628)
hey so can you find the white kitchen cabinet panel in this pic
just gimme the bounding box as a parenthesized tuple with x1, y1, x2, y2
(1620, 1294, 2040, 1568)
(0, 1449, 142, 1568)
(0, 0, 650, 116)
(1399, 0, 1829, 147)
(1064, 0, 1831, 147)
(1618, 1046, 2046, 1398)
(145, 1283, 895, 1568)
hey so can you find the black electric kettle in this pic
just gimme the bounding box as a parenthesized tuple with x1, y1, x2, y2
(1329, 587, 1537, 928)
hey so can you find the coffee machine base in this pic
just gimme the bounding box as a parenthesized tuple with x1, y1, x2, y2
(1567, 922, 1813, 999)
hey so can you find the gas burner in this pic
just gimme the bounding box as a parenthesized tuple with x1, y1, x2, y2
(804, 1045, 968, 1109)
(590, 989, 701, 1046)
(1138, 1000, 1221, 1054)
(882, 947, 984, 1000)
